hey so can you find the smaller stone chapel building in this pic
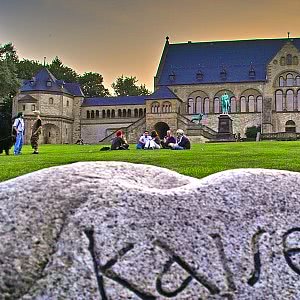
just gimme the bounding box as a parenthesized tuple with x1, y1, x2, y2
(13, 36, 300, 144)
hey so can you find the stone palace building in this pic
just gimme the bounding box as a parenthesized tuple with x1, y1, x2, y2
(13, 37, 300, 144)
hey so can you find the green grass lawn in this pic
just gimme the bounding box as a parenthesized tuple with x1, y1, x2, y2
(1, 141, 300, 182)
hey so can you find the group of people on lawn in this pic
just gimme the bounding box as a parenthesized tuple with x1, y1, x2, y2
(111, 128, 191, 151)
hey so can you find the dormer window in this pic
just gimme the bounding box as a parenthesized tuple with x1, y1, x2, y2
(249, 65, 256, 79)
(196, 70, 203, 81)
(46, 80, 52, 87)
(169, 71, 176, 82)
(220, 68, 227, 80)
(30, 77, 36, 86)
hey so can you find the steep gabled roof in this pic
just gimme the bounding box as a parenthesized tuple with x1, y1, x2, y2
(82, 95, 146, 107)
(20, 68, 84, 97)
(146, 86, 179, 100)
(156, 38, 300, 86)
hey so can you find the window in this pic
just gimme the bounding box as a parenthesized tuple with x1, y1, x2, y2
(151, 102, 160, 113)
(22, 104, 26, 111)
(287, 54, 293, 65)
(49, 97, 54, 104)
(169, 71, 175, 82)
(187, 98, 194, 114)
(214, 97, 220, 114)
(220, 68, 227, 80)
(118, 109, 122, 117)
(107, 110, 111, 118)
(285, 120, 296, 133)
(96, 110, 99, 118)
(102, 110, 106, 118)
(91, 110, 95, 118)
(111, 109, 115, 118)
(127, 109, 131, 117)
(286, 90, 294, 111)
(195, 97, 202, 113)
(275, 90, 283, 112)
(297, 90, 300, 110)
(296, 76, 300, 86)
(240, 96, 247, 112)
(46, 80, 52, 87)
(248, 95, 255, 112)
(196, 70, 203, 81)
(257, 96, 263, 113)
(87, 111, 90, 119)
(279, 76, 285, 87)
(134, 108, 138, 117)
(230, 97, 236, 113)
(293, 56, 299, 65)
(204, 97, 210, 114)
(123, 109, 127, 117)
(280, 57, 286, 66)
(31, 104, 36, 111)
(66, 128, 68, 135)
(286, 74, 294, 87)
(66, 100, 69, 107)
(162, 102, 171, 113)
(139, 108, 143, 117)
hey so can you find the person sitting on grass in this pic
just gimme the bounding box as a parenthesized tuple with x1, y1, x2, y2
(149, 130, 161, 149)
(136, 130, 152, 149)
(161, 130, 176, 149)
(169, 129, 191, 150)
(111, 130, 129, 150)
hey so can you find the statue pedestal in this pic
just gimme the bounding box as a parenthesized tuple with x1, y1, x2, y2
(216, 114, 235, 141)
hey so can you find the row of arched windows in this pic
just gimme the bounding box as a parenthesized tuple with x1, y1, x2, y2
(187, 95, 263, 114)
(280, 54, 298, 66)
(86, 108, 146, 119)
(275, 89, 300, 112)
(279, 74, 300, 87)
(151, 101, 172, 113)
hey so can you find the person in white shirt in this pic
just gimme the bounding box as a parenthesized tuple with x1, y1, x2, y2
(13, 112, 25, 155)
(136, 130, 152, 149)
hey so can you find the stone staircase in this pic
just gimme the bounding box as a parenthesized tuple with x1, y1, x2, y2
(99, 116, 146, 144)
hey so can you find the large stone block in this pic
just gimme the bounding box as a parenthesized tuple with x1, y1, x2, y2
(1, 163, 300, 299)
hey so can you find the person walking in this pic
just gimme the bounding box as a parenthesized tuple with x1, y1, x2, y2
(12, 112, 25, 155)
(30, 111, 42, 154)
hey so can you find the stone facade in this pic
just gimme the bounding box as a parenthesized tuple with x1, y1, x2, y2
(13, 39, 300, 144)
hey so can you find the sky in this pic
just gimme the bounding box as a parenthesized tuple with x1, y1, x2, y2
(1, 0, 300, 93)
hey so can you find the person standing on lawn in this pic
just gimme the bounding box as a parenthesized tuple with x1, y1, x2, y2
(12, 112, 25, 155)
(30, 111, 42, 154)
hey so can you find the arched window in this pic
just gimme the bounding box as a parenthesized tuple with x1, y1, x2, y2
(275, 90, 283, 112)
(280, 57, 286, 66)
(139, 108, 143, 117)
(134, 108, 138, 117)
(287, 54, 293, 65)
(127, 109, 131, 117)
(151, 102, 159, 113)
(188, 98, 194, 114)
(162, 102, 171, 113)
(297, 90, 300, 110)
(286, 74, 294, 87)
(230, 97, 236, 113)
(91, 110, 95, 118)
(293, 56, 299, 65)
(257, 96, 263, 112)
(248, 95, 255, 112)
(96, 110, 99, 118)
(49, 97, 54, 104)
(214, 97, 220, 114)
(204, 97, 210, 114)
(87, 110, 90, 119)
(285, 120, 296, 133)
(195, 97, 202, 113)
(296, 76, 300, 86)
(144, 108, 146, 115)
(123, 109, 127, 117)
(279, 76, 285, 87)
(102, 110, 106, 118)
(107, 110, 111, 118)
(111, 109, 115, 118)
(286, 90, 294, 111)
(240, 96, 247, 112)
(118, 109, 122, 117)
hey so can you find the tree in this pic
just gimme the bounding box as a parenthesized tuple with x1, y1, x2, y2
(112, 75, 151, 96)
(48, 56, 78, 82)
(79, 72, 110, 97)
(0, 43, 20, 115)
(16, 59, 43, 80)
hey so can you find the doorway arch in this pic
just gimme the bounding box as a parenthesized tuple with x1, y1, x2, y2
(154, 122, 170, 139)
(43, 123, 60, 144)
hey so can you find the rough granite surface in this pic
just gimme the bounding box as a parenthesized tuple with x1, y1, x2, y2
(0, 162, 300, 300)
